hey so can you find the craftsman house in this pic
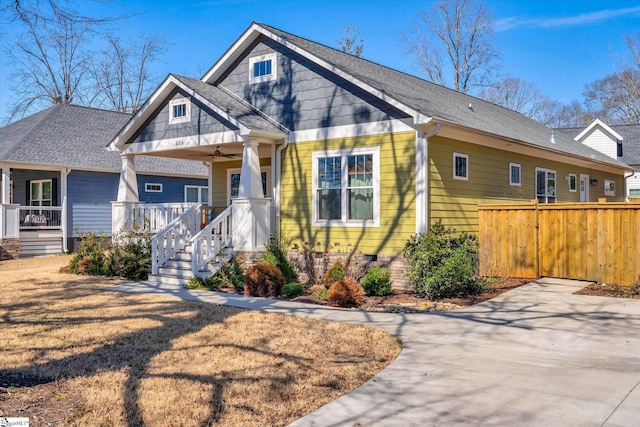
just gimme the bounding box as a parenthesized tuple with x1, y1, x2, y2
(107, 22, 632, 284)
(557, 119, 640, 199)
(0, 104, 208, 258)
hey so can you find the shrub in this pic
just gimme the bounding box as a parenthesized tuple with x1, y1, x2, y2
(324, 261, 345, 289)
(263, 234, 296, 282)
(315, 287, 329, 301)
(184, 275, 223, 290)
(107, 225, 152, 281)
(361, 267, 392, 296)
(244, 262, 286, 297)
(69, 232, 110, 276)
(218, 257, 245, 292)
(282, 282, 305, 298)
(328, 278, 364, 308)
(402, 221, 482, 300)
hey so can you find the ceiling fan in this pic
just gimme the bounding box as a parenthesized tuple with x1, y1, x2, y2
(212, 146, 242, 159)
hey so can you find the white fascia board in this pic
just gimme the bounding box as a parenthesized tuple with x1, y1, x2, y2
(287, 119, 414, 143)
(121, 131, 242, 156)
(202, 24, 428, 125)
(574, 118, 624, 142)
(0, 160, 207, 178)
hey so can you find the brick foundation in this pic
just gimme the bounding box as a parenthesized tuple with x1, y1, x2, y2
(0, 238, 19, 260)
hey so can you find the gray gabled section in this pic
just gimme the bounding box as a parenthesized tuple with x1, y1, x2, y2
(559, 123, 640, 166)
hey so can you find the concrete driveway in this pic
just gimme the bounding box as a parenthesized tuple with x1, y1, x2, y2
(114, 278, 640, 426)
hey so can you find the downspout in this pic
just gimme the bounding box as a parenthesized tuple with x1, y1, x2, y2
(624, 170, 635, 201)
(416, 123, 441, 234)
(61, 168, 70, 253)
(274, 137, 290, 235)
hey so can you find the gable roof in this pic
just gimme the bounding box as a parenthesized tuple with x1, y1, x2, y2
(202, 22, 629, 171)
(0, 104, 207, 176)
(558, 121, 640, 166)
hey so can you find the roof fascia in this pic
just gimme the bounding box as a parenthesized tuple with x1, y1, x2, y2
(202, 24, 430, 125)
(574, 118, 624, 142)
(0, 160, 207, 178)
(108, 75, 250, 151)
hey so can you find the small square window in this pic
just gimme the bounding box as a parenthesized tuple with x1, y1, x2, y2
(173, 104, 186, 118)
(145, 183, 163, 193)
(169, 98, 190, 124)
(453, 153, 468, 180)
(568, 173, 577, 192)
(249, 53, 277, 84)
(509, 163, 521, 186)
(604, 179, 615, 196)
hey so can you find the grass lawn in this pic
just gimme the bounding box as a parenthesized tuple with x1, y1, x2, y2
(0, 256, 401, 426)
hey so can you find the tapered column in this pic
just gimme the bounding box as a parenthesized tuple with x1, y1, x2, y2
(117, 154, 139, 202)
(1, 166, 10, 204)
(238, 139, 263, 199)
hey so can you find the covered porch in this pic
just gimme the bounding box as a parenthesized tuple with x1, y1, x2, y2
(1, 165, 68, 258)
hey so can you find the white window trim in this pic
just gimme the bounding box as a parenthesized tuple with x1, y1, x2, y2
(249, 53, 277, 84)
(453, 152, 468, 181)
(168, 98, 191, 124)
(312, 146, 380, 228)
(226, 166, 271, 205)
(184, 185, 208, 203)
(604, 179, 616, 196)
(535, 167, 557, 203)
(509, 162, 521, 187)
(30, 179, 52, 206)
(568, 173, 577, 192)
(145, 183, 163, 193)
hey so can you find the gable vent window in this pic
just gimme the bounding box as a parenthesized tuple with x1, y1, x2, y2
(249, 53, 277, 84)
(169, 98, 190, 124)
(145, 183, 163, 193)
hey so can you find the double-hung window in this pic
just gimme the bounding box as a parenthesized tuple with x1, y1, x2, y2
(536, 168, 556, 203)
(453, 153, 468, 180)
(509, 163, 521, 186)
(313, 147, 379, 227)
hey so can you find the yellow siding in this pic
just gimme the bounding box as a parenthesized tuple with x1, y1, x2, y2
(429, 136, 626, 234)
(210, 158, 271, 211)
(280, 131, 416, 255)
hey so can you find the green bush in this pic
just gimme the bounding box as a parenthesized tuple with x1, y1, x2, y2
(324, 261, 345, 289)
(263, 234, 296, 282)
(184, 275, 223, 290)
(315, 287, 329, 301)
(69, 232, 110, 276)
(328, 278, 365, 308)
(282, 282, 305, 298)
(244, 262, 286, 297)
(218, 257, 245, 292)
(402, 221, 482, 300)
(361, 267, 392, 296)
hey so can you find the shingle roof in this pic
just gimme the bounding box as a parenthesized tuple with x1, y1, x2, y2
(557, 123, 640, 166)
(258, 23, 629, 170)
(0, 104, 207, 176)
(173, 74, 286, 134)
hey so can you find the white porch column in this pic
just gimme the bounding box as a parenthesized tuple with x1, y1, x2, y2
(113, 154, 140, 235)
(61, 168, 69, 252)
(1, 166, 10, 204)
(208, 161, 214, 207)
(232, 139, 270, 251)
(238, 139, 263, 199)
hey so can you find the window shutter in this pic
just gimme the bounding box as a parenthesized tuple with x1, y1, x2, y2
(26, 180, 31, 205)
(52, 178, 58, 206)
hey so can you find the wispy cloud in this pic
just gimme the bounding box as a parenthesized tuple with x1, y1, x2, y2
(496, 6, 640, 31)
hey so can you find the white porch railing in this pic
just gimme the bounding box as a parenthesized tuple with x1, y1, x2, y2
(1, 204, 20, 238)
(151, 204, 202, 275)
(19, 206, 62, 230)
(132, 203, 193, 233)
(191, 206, 233, 276)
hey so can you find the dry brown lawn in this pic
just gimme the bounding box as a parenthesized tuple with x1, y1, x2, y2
(0, 256, 401, 426)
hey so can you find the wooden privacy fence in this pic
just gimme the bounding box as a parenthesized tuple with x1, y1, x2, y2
(478, 199, 640, 286)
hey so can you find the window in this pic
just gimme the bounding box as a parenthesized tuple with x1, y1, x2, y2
(30, 179, 52, 206)
(509, 163, 521, 186)
(185, 185, 208, 203)
(145, 183, 163, 193)
(227, 167, 270, 205)
(536, 168, 556, 203)
(453, 153, 468, 180)
(249, 53, 277, 84)
(630, 188, 640, 196)
(312, 147, 380, 227)
(169, 98, 190, 124)
(604, 179, 616, 196)
(568, 173, 577, 192)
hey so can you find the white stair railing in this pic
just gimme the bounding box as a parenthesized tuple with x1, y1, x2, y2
(191, 206, 233, 276)
(151, 203, 202, 275)
(132, 203, 193, 233)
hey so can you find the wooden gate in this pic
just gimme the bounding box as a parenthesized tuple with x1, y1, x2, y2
(478, 199, 640, 286)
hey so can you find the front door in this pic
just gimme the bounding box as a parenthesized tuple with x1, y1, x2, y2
(580, 174, 589, 202)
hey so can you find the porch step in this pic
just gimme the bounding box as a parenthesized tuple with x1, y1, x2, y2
(149, 250, 223, 286)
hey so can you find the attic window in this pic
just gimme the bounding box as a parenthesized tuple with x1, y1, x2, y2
(169, 98, 190, 124)
(145, 183, 163, 193)
(249, 53, 277, 84)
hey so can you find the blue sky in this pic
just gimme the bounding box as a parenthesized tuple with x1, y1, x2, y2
(1, 0, 640, 121)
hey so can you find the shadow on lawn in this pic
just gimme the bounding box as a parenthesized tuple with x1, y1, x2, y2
(1, 279, 317, 426)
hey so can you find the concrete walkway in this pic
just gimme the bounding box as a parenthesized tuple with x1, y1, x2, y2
(112, 278, 640, 426)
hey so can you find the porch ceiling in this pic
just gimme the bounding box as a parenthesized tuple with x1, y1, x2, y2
(139, 142, 274, 162)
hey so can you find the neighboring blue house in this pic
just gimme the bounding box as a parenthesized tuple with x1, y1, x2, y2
(0, 104, 208, 258)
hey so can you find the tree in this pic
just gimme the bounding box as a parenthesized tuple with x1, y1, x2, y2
(403, 0, 500, 94)
(90, 35, 166, 113)
(336, 26, 363, 57)
(478, 78, 541, 115)
(584, 32, 640, 124)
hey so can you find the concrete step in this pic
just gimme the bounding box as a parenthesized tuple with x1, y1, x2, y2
(147, 274, 189, 286)
(158, 265, 192, 279)
(163, 259, 191, 269)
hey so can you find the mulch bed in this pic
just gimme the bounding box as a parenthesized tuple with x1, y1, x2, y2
(575, 283, 640, 299)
